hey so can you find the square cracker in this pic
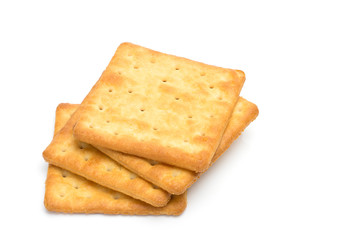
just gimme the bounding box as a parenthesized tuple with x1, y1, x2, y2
(73, 43, 245, 172)
(45, 165, 186, 215)
(43, 103, 171, 207)
(96, 97, 259, 194)
(46, 105, 186, 215)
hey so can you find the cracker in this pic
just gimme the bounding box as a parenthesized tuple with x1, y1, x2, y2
(73, 43, 245, 172)
(96, 97, 259, 194)
(45, 165, 186, 215)
(43, 103, 171, 207)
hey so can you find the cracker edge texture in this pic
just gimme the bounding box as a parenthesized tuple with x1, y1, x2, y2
(73, 42, 245, 172)
(44, 103, 186, 215)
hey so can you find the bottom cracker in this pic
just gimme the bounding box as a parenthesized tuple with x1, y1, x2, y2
(45, 165, 186, 215)
(44, 104, 186, 215)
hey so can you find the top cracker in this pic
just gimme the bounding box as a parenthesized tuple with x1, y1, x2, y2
(73, 43, 245, 172)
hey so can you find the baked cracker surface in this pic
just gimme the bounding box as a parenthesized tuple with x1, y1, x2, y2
(45, 165, 186, 215)
(43, 104, 171, 207)
(73, 43, 245, 172)
(96, 97, 259, 194)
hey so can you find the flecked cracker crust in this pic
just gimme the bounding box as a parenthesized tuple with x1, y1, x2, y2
(73, 43, 245, 172)
(45, 165, 187, 215)
(43, 104, 171, 207)
(96, 97, 259, 194)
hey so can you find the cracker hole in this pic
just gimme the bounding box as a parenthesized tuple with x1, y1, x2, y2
(200, 72, 206, 76)
(175, 67, 180, 70)
(99, 106, 103, 111)
(153, 127, 158, 131)
(152, 185, 159, 189)
(108, 89, 113, 93)
(188, 115, 193, 119)
(74, 185, 79, 189)
(84, 157, 89, 161)
(133, 66, 139, 69)
(201, 133, 206, 136)
(175, 97, 180, 101)
(114, 132, 119, 136)
(129, 173, 137, 180)
(113, 194, 121, 200)
(89, 125, 93, 128)
(106, 120, 110, 123)
(117, 71, 122, 75)
(162, 80, 167, 83)
(59, 194, 65, 198)
(79, 142, 87, 150)
(62, 172, 68, 178)
(140, 109, 145, 112)
(128, 90, 133, 93)
(210, 115, 214, 118)
(61, 149, 66, 153)
(218, 97, 223, 100)
(149, 160, 158, 166)
(209, 86, 214, 89)
(106, 168, 112, 172)
(184, 140, 188, 143)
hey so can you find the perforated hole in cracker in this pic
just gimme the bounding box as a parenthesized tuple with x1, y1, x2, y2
(113, 193, 121, 200)
(149, 160, 158, 166)
(62, 171, 68, 178)
(129, 173, 137, 180)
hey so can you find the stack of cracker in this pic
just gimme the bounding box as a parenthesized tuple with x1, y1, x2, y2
(43, 43, 259, 215)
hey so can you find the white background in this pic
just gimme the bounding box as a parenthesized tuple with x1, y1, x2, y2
(1, 0, 359, 239)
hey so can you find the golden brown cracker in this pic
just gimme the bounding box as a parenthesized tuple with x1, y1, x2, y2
(73, 43, 245, 172)
(97, 97, 258, 194)
(43, 103, 171, 207)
